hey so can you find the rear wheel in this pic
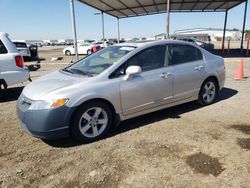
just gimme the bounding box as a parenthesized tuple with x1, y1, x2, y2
(198, 79, 218, 106)
(70, 101, 113, 143)
(87, 49, 92, 55)
(65, 50, 71, 56)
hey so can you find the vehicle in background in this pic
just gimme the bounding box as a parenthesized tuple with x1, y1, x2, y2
(0, 33, 30, 99)
(65, 41, 73, 46)
(28, 44, 39, 60)
(63, 43, 94, 56)
(91, 45, 101, 53)
(17, 40, 225, 142)
(108, 39, 125, 44)
(57, 40, 67, 46)
(43, 40, 58, 46)
(13, 41, 31, 61)
(93, 41, 111, 48)
(177, 38, 214, 50)
(84, 39, 96, 44)
(36, 42, 43, 47)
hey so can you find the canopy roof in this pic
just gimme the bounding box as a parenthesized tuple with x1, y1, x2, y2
(79, 0, 246, 18)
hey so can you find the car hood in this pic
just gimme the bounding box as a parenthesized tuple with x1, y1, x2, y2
(22, 70, 90, 100)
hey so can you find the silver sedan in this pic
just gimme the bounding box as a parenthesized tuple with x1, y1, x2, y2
(17, 40, 226, 142)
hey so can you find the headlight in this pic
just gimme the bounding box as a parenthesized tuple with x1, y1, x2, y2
(29, 98, 69, 110)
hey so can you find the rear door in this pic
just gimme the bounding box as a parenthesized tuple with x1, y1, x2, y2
(170, 44, 205, 101)
(119, 45, 174, 115)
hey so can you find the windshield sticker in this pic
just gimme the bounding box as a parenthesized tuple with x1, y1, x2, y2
(120, 47, 135, 51)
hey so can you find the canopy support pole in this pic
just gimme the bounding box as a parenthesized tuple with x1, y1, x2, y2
(70, 0, 78, 61)
(222, 10, 228, 54)
(241, 0, 248, 50)
(117, 18, 120, 43)
(166, 0, 170, 39)
(102, 11, 105, 41)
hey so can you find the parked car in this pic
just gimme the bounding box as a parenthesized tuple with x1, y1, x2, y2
(13, 41, 31, 61)
(63, 43, 93, 56)
(0, 33, 30, 99)
(93, 41, 110, 48)
(28, 44, 39, 60)
(178, 38, 214, 50)
(17, 40, 225, 142)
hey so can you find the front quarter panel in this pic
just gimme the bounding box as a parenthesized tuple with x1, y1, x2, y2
(64, 79, 122, 114)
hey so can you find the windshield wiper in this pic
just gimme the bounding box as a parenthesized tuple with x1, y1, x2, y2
(70, 68, 93, 77)
(62, 67, 74, 74)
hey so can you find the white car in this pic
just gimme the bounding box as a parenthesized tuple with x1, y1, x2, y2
(63, 43, 93, 56)
(13, 41, 31, 60)
(0, 33, 30, 99)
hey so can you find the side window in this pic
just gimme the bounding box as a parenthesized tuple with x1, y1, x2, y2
(109, 45, 169, 79)
(127, 46, 166, 72)
(170, 44, 203, 65)
(109, 63, 126, 78)
(0, 40, 8, 54)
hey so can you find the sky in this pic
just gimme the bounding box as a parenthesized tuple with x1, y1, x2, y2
(0, 0, 249, 40)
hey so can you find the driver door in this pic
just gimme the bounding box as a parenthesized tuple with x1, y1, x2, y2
(119, 45, 173, 116)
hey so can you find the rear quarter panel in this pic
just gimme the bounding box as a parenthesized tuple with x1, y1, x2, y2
(202, 50, 226, 90)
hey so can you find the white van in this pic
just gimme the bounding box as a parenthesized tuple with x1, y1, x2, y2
(0, 33, 30, 99)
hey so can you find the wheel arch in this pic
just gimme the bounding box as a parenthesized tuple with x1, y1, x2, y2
(70, 98, 120, 127)
(0, 79, 8, 89)
(201, 75, 220, 93)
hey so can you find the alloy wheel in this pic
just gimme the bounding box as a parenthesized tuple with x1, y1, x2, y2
(78, 107, 108, 138)
(202, 81, 216, 103)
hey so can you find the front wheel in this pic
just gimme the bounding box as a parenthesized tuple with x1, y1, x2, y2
(70, 101, 113, 143)
(198, 79, 218, 106)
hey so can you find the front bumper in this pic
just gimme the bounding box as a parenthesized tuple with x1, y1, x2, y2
(16, 96, 76, 140)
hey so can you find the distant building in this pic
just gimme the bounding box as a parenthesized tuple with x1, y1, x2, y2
(155, 33, 166, 40)
(173, 28, 242, 42)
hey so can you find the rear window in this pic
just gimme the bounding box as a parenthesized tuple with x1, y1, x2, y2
(170, 44, 203, 65)
(14, 42, 27, 48)
(0, 40, 8, 54)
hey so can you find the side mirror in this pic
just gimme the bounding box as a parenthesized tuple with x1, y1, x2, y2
(124, 66, 142, 80)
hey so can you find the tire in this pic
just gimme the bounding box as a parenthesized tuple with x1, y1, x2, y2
(87, 49, 92, 55)
(198, 78, 218, 106)
(65, 50, 71, 56)
(0, 86, 3, 100)
(70, 101, 113, 143)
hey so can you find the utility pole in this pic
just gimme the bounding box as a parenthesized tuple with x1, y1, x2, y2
(241, 0, 248, 50)
(70, 0, 78, 61)
(166, 0, 170, 39)
(102, 11, 105, 41)
(94, 12, 105, 41)
(117, 18, 120, 43)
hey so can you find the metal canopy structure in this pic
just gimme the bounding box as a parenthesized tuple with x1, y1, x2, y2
(69, 0, 248, 60)
(78, 0, 246, 18)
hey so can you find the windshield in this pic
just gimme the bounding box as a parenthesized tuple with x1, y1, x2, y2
(65, 45, 136, 76)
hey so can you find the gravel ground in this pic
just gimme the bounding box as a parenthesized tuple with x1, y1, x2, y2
(0, 47, 250, 188)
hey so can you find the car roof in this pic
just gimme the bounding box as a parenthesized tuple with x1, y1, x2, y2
(114, 39, 197, 48)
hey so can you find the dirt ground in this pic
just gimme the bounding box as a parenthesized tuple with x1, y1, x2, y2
(0, 47, 250, 188)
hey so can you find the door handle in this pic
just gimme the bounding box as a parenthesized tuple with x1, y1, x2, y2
(195, 65, 204, 70)
(160, 72, 172, 78)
